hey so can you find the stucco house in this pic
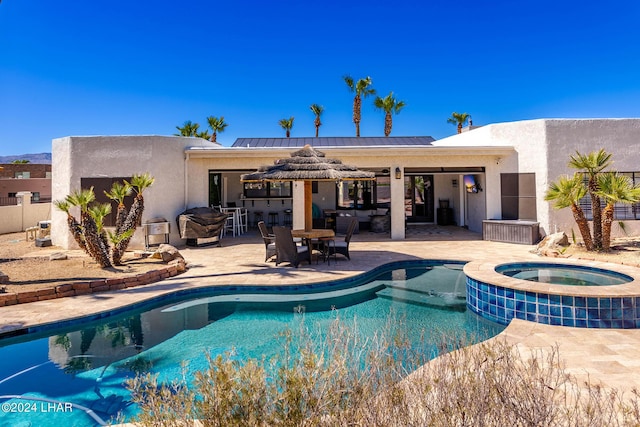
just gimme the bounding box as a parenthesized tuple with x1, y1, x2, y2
(50, 118, 640, 250)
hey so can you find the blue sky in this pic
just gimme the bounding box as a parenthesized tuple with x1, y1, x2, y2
(1, 0, 639, 156)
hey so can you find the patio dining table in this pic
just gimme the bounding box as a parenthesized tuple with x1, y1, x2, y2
(291, 228, 336, 264)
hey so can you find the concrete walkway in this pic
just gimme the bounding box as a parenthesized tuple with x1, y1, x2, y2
(2, 225, 640, 395)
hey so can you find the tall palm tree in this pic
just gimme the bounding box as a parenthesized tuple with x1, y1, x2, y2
(344, 75, 375, 137)
(174, 120, 200, 137)
(206, 116, 229, 143)
(373, 92, 406, 137)
(66, 188, 113, 267)
(545, 173, 593, 251)
(447, 112, 470, 134)
(279, 117, 295, 138)
(309, 104, 324, 137)
(569, 149, 612, 250)
(596, 172, 640, 251)
(114, 173, 155, 265)
(196, 130, 212, 140)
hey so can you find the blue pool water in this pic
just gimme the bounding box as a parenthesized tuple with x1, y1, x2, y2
(496, 262, 633, 286)
(0, 261, 503, 426)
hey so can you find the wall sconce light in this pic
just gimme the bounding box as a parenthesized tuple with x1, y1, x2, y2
(395, 167, 401, 179)
(495, 156, 502, 165)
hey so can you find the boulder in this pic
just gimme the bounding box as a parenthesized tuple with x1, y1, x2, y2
(534, 232, 570, 257)
(49, 252, 68, 261)
(154, 244, 184, 263)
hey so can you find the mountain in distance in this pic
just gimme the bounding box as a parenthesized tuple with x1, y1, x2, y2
(0, 153, 52, 164)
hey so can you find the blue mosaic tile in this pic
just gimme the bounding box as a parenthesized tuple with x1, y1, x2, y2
(623, 297, 634, 308)
(550, 305, 561, 317)
(575, 319, 588, 328)
(587, 298, 599, 308)
(506, 299, 515, 310)
(562, 295, 574, 306)
(526, 302, 537, 313)
(562, 306, 573, 318)
(600, 298, 611, 309)
(526, 312, 537, 322)
(549, 294, 561, 305)
(587, 308, 599, 319)
(516, 300, 525, 311)
(526, 292, 537, 303)
(612, 298, 622, 309)
(575, 308, 587, 319)
(538, 315, 549, 324)
(624, 319, 635, 329)
(612, 319, 624, 328)
(599, 308, 612, 320)
(515, 291, 525, 301)
(562, 318, 575, 327)
(623, 308, 635, 320)
(575, 297, 586, 308)
(539, 304, 549, 315)
(505, 288, 514, 298)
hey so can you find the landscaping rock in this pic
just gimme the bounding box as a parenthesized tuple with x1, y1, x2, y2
(0, 273, 7, 285)
(533, 232, 570, 257)
(153, 244, 184, 263)
(49, 252, 68, 261)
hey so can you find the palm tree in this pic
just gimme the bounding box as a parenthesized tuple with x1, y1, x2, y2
(309, 104, 324, 137)
(596, 172, 640, 251)
(196, 130, 212, 140)
(569, 149, 612, 250)
(66, 188, 113, 267)
(104, 181, 133, 235)
(114, 174, 155, 264)
(545, 173, 593, 251)
(174, 120, 200, 137)
(447, 112, 470, 134)
(279, 117, 295, 138)
(11, 159, 29, 164)
(344, 75, 375, 137)
(206, 116, 228, 143)
(53, 199, 87, 255)
(373, 92, 406, 137)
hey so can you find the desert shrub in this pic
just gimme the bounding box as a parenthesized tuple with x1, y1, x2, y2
(126, 314, 640, 426)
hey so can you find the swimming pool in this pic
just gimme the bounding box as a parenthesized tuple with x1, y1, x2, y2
(0, 260, 503, 426)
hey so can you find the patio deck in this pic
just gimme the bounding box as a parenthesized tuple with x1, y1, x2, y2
(1, 225, 640, 395)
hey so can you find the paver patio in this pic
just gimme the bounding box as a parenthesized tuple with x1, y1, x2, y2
(1, 225, 639, 395)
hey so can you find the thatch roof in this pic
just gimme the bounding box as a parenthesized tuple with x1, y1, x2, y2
(241, 145, 375, 182)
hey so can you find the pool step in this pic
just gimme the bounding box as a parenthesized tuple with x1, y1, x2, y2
(376, 287, 466, 310)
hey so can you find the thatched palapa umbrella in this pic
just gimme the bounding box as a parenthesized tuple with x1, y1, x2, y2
(241, 145, 375, 231)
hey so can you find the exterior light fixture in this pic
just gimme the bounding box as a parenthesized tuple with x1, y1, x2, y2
(395, 167, 401, 179)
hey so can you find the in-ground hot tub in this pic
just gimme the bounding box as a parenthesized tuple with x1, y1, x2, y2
(464, 260, 640, 329)
(495, 262, 633, 287)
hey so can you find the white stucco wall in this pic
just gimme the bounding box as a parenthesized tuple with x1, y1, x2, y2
(437, 118, 640, 238)
(52, 136, 216, 249)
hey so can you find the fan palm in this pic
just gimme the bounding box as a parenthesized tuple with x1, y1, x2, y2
(104, 181, 133, 235)
(545, 173, 593, 251)
(114, 173, 155, 265)
(569, 149, 613, 250)
(197, 130, 212, 140)
(279, 117, 295, 138)
(53, 199, 87, 254)
(206, 116, 228, 143)
(66, 188, 113, 267)
(309, 104, 324, 137)
(344, 75, 375, 137)
(596, 172, 640, 251)
(174, 121, 200, 137)
(447, 112, 470, 134)
(373, 92, 406, 137)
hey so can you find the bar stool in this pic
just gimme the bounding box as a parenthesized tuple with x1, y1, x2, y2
(253, 211, 264, 228)
(283, 209, 292, 227)
(268, 211, 279, 227)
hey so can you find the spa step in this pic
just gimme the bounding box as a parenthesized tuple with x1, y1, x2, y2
(376, 287, 466, 310)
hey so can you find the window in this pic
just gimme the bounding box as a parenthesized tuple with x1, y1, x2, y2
(579, 172, 640, 220)
(501, 173, 536, 220)
(337, 180, 375, 210)
(32, 192, 40, 201)
(15, 171, 30, 179)
(243, 181, 292, 198)
(8, 192, 17, 198)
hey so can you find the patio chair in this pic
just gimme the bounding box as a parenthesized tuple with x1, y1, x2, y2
(328, 217, 358, 261)
(273, 226, 310, 268)
(258, 221, 276, 262)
